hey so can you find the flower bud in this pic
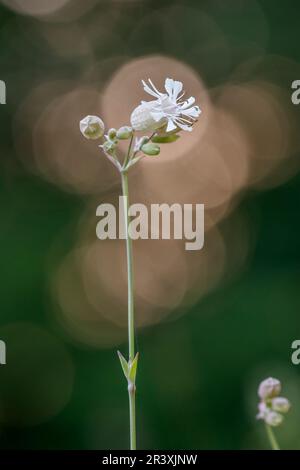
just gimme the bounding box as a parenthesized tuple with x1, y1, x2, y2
(272, 397, 291, 413)
(265, 410, 283, 427)
(80, 115, 105, 140)
(116, 126, 133, 140)
(141, 142, 160, 156)
(102, 140, 117, 155)
(134, 136, 149, 152)
(258, 377, 281, 400)
(108, 128, 117, 140)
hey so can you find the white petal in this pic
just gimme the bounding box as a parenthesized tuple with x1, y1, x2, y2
(165, 78, 183, 101)
(141, 99, 158, 106)
(180, 96, 195, 109)
(175, 120, 193, 132)
(148, 78, 163, 97)
(166, 118, 177, 132)
(181, 106, 201, 118)
(165, 78, 174, 96)
(142, 79, 162, 99)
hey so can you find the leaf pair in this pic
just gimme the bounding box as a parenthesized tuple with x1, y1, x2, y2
(117, 351, 139, 384)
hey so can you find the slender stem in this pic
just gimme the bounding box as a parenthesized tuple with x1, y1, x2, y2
(121, 171, 135, 362)
(265, 424, 280, 450)
(121, 170, 136, 450)
(128, 384, 136, 450)
(123, 134, 134, 170)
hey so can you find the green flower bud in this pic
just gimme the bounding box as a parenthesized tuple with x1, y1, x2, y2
(102, 140, 117, 155)
(80, 115, 105, 140)
(116, 126, 133, 140)
(141, 142, 160, 156)
(108, 128, 117, 140)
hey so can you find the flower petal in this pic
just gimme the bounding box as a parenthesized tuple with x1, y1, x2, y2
(142, 79, 162, 99)
(181, 105, 201, 118)
(166, 118, 177, 132)
(180, 96, 195, 109)
(175, 120, 193, 132)
(165, 78, 183, 101)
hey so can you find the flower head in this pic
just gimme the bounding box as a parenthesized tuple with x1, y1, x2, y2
(131, 78, 201, 133)
(265, 411, 283, 427)
(272, 397, 291, 413)
(80, 115, 105, 140)
(257, 401, 269, 420)
(258, 377, 281, 400)
(256, 377, 290, 427)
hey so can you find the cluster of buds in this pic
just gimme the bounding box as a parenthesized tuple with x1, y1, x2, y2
(79, 78, 201, 173)
(102, 126, 133, 155)
(257, 377, 291, 427)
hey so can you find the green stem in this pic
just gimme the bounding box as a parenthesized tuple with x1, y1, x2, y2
(128, 383, 136, 450)
(121, 170, 136, 450)
(265, 424, 280, 450)
(123, 134, 134, 170)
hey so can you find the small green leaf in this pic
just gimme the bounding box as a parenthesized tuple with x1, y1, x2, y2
(151, 134, 180, 144)
(128, 352, 139, 383)
(117, 351, 129, 379)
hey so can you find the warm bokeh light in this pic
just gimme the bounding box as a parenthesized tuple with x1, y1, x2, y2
(1, 0, 300, 451)
(1, 0, 70, 17)
(43, 53, 300, 347)
(1, 0, 99, 21)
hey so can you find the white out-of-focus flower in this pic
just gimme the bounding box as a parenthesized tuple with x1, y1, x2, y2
(272, 397, 291, 413)
(257, 401, 269, 420)
(258, 377, 281, 400)
(256, 377, 290, 429)
(130, 78, 201, 133)
(80, 115, 105, 140)
(265, 411, 283, 427)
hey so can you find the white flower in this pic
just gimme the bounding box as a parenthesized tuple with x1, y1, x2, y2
(265, 410, 283, 427)
(80, 115, 105, 140)
(256, 377, 291, 429)
(257, 402, 269, 420)
(271, 397, 291, 414)
(130, 78, 201, 133)
(258, 377, 281, 400)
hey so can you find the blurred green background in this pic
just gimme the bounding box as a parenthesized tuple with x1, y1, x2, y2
(0, 0, 300, 450)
